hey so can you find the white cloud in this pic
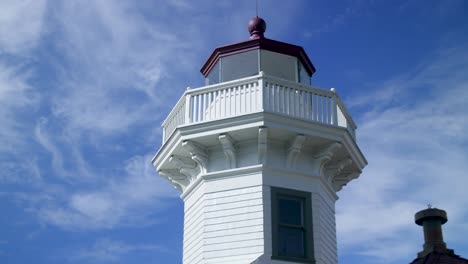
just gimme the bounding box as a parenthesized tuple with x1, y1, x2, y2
(37, 154, 179, 230)
(0, 0, 47, 55)
(49, 0, 196, 135)
(0, 0, 45, 183)
(0, 63, 38, 154)
(72, 238, 167, 263)
(336, 45, 468, 263)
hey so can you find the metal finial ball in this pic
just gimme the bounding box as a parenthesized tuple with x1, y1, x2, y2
(248, 16, 266, 39)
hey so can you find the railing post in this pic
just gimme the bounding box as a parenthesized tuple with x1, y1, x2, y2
(258, 71, 265, 111)
(185, 87, 192, 124)
(330, 88, 338, 126)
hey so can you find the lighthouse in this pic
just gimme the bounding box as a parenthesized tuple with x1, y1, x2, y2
(152, 17, 367, 264)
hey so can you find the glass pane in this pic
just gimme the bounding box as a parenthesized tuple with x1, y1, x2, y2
(206, 61, 220, 85)
(278, 227, 305, 258)
(279, 197, 303, 226)
(298, 61, 310, 85)
(260, 50, 297, 82)
(221, 50, 259, 82)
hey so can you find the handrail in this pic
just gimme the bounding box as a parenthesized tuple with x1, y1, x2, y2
(162, 73, 357, 142)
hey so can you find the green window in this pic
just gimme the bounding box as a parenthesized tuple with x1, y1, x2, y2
(271, 187, 314, 263)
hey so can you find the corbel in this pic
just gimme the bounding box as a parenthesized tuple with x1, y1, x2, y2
(159, 169, 189, 192)
(258, 127, 268, 164)
(286, 134, 306, 168)
(182, 140, 208, 174)
(169, 155, 198, 181)
(219, 134, 237, 169)
(325, 158, 353, 183)
(333, 172, 360, 192)
(311, 142, 341, 176)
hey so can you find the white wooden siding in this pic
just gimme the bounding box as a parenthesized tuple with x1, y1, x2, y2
(183, 182, 264, 264)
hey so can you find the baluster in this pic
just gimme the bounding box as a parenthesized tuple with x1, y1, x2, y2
(270, 84, 274, 113)
(275, 85, 279, 113)
(226, 87, 231, 117)
(215, 91, 220, 119)
(192, 95, 196, 123)
(289, 88, 294, 116)
(310, 93, 317, 121)
(184, 94, 191, 124)
(223, 88, 227, 117)
(295, 90, 299, 118)
(321, 95, 325, 123)
(252, 83, 257, 112)
(242, 85, 246, 113)
(246, 84, 251, 113)
(266, 83, 271, 112)
(325, 96, 329, 124)
(235, 86, 238, 114)
(196, 94, 201, 122)
(230, 87, 235, 116)
(284, 87, 289, 115)
(201, 93, 206, 121)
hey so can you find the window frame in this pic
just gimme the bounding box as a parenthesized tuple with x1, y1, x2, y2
(271, 187, 315, 263)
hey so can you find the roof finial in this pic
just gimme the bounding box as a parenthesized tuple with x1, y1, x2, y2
(248, 16, 266, 39)
(256, 0, 259, 17)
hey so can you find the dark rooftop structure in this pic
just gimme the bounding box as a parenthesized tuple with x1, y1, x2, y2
(410, 208, 468, 264)
(200, 16, 316, 86)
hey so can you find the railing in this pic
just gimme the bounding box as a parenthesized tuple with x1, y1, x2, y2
(161, 72, 357, 142)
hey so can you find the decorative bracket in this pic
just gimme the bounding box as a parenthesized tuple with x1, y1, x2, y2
(219, 134, 237, 169)
(169, 155, 198, 182)
(258, 127, 268, 164)
(333, 172, 360, 192)
(159, 169, 189, 192)
(324, 158, 352, 184)
(311, 142, 341, 176)
(182, 140, 208, 174)
(286, 134, 306, 168)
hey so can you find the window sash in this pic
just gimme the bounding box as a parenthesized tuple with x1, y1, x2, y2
(271, 187, 314, 263)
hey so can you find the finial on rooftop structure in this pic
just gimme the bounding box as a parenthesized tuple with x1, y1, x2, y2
(248, 16, 266, 39)
(415, 207, 455, 258)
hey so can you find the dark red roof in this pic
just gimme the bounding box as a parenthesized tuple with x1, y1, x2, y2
(410, 252, 468, 264)
(200, 37, 316, 77)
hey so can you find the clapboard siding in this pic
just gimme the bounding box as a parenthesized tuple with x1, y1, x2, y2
(314, 193, 337, 264)
(205, 245, 264, 259)
(204, 253, 261, 264)
(205, 224, 264, 238)
(183, 184, 206, 264)
(204, 185, 264, 263)
(183, 181, 264, 264)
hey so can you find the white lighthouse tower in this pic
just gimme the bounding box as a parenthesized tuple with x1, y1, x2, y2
(153, 17, 367, 264)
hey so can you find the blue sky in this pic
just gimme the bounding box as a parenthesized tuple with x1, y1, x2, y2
(0, 0, 467, 263)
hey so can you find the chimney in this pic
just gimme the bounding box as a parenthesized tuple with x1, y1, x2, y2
(414, 207, 455, 258)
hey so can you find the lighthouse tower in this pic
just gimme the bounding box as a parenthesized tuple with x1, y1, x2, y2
(153, 17, 367, 264)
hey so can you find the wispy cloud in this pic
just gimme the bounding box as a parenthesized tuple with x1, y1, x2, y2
(0, 63, 38, 155)
(71, 238, 167, 263)
(0, 0, 47, 55)
(37, 154, 178, 230)
(337, 44, 468, 263)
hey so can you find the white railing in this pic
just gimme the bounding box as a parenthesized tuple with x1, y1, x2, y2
(161, 72, 357, 142)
